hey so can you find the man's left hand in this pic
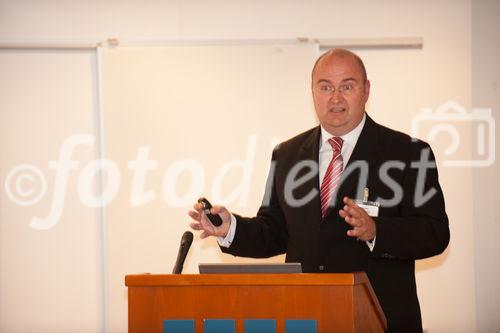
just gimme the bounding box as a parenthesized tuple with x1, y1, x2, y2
(339, 197, 376, 241)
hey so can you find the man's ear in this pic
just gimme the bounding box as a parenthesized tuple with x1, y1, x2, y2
(364, 79, 371, 101)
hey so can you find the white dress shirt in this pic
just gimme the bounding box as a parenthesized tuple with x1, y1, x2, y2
(219, 113, 375, 251)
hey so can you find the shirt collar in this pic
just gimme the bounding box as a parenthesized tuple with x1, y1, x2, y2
(320, 113, 366, 151)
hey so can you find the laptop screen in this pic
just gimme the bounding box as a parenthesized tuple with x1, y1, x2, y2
(198, 263, 302, 274)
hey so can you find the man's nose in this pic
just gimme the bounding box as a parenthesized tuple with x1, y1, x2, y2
(329, 90, 344, 103)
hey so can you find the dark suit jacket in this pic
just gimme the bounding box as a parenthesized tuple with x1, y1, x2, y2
(221, 115, 450, 332)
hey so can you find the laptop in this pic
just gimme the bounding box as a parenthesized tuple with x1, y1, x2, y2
(198, 263, 302, 274)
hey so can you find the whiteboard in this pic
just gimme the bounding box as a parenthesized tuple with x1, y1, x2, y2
(101, 44, 475, 332)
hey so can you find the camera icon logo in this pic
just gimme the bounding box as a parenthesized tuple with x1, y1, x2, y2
(411, 100, 495, 167)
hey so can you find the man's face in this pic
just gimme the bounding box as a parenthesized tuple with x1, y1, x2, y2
(312, 54, 370, 136)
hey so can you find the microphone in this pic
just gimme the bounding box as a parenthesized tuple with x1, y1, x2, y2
(172, 231, 194, 274)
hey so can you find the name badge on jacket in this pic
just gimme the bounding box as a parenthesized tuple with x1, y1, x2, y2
(355, 187, 380, 217)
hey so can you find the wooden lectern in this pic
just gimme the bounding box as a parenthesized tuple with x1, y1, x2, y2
(125, 272, 386, 333)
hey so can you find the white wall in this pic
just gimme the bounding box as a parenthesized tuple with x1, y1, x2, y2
(0, 51, 103, 332)
(472, 1, 500, 332)
(1, 0, 498, 332)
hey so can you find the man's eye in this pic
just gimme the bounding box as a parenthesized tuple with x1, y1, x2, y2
(340, 84, 353, 91)
(320, 85, 333, 92)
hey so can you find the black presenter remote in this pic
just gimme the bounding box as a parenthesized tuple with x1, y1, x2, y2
(197, 197, 223, 227)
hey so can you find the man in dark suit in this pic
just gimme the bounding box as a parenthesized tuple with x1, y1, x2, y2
(189, 49, 450, 332)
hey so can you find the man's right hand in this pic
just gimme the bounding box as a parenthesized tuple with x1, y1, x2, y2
(188, 202, 231, 239)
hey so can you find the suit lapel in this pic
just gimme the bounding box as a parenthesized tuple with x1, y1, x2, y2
(293, 126, 323, 266)
(294, 126, 322, 224)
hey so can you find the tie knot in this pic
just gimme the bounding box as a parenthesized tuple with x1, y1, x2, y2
(328, 137, 343, 153)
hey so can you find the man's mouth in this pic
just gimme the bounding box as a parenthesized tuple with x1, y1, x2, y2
(329, 107, 347, 113)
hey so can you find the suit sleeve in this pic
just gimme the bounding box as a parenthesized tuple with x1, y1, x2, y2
(371, 141, 450, 260)
(220, 148, 288, 258)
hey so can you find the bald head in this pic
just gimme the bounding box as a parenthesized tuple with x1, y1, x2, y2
(311, 48, 370, 136)
(311, 48, 367, 83)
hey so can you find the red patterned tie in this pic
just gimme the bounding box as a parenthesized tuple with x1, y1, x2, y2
(320, 137, 344, 219)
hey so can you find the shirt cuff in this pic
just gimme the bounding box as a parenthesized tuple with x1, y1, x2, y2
(217, 213, 237, 248)
(366, 236, 376, 252)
